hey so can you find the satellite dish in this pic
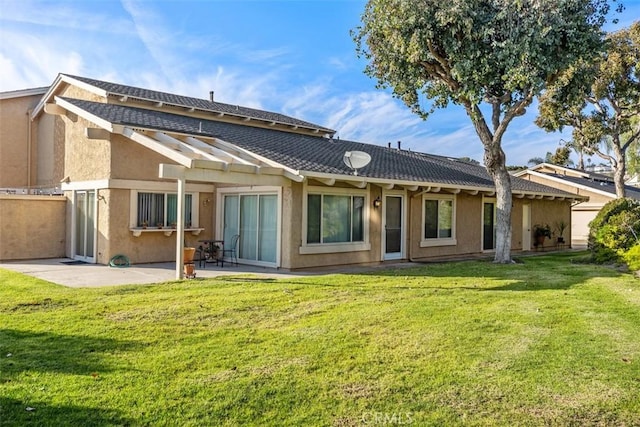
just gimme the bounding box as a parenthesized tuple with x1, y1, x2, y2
(343, 151, 371, 176)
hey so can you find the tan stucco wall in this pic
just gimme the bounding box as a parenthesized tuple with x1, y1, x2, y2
(530, 199, 573, 250)
(59, 84, 105, 104)
(518, 172, 610, 247)
(0, 95, 40, 187)
(409, 193, 482, 260)
(0, 195, 66, 260)
(62, 114, 112, 181)
(35, 113, 62, 187)
(282, 182, 383, 269)
(110, 134, 175, 180)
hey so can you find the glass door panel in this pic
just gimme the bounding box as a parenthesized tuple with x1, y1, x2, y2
(483, 202, 496, 251)
(74, 190, 95, 261)
(223, 193, 278, 265)
(258, 195, 277, 263)
(385, 195, 403, 259)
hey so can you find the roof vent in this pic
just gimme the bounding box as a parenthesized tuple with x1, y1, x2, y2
(209, 91, 214, 102)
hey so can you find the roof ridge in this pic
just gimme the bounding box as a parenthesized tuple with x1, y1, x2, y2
(61, 74, 335, 134)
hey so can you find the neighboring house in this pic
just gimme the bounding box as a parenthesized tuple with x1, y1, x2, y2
(515, 163, 640, 247)
(0, 74, 586, 272)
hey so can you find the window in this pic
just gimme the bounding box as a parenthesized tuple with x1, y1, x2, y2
(306, 193, 365, 244)
(421, 195, 456, 246)
(137, 192, 193, 227)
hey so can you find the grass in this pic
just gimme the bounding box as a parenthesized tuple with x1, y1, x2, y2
(1, 252, 639, 426)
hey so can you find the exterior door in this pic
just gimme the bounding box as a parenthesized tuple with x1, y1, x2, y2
(384, 195, 404, 260)
(483, 201, 496, 251)
(223, 193, 278, 266)
(74, 190, 96, 262)
(522, 204, 531, 251)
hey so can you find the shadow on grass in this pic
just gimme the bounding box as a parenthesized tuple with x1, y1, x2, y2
(0, 328, 140, 379)
(0, 397, 132, 426)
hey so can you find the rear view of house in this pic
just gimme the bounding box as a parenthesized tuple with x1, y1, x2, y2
(0, 74, 585, 270)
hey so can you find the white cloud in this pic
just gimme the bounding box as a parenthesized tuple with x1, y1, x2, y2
(0, 29, 85, 90)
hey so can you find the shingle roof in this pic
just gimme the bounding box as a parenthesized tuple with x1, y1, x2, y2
(63, 74, 334, 134)
(61, 97, 577, 197)
(544, 173, 640, 200)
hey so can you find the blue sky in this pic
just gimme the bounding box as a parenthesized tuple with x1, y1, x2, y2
(1, 0, 638, 165)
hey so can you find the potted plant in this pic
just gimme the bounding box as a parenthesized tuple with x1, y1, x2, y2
(554, 219, 568, 244)
(141, 220, 148, 229)
(533, 223, 551, 247)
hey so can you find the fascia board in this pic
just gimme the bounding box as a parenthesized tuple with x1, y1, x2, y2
(519, 170, 615, 200)
(53, 96, 117, 131)
(300, 170, 585, 201)
(32, 74, 109, 119)
(299, 170, 494, 193)
(527, 163, 589, 178)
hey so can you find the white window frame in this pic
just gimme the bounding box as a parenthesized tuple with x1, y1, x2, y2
(300, 184, 371, 254)
(420, 193, 457, 247)
(130, 190, 199, 228)
(215, 186, 282, 268)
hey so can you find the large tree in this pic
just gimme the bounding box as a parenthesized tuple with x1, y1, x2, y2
(536, 21, 640, 197)
(353, 0, 613, 263)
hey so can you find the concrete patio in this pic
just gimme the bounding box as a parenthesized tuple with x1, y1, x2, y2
(0, 258, 421, 288)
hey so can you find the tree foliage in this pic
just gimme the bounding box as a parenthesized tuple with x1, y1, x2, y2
(353, 0, 613, 263)
(536, 21, 640, 197)
(588, 197, 640, 263)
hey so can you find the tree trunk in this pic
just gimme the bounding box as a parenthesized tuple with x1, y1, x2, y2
(484, 146, 513, 263)
(613, 144, 626, 198)
(467, 104, 514, 263)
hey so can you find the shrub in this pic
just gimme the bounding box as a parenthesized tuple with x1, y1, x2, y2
(623, 244, 640, 271)
(588, 198, 640, 263)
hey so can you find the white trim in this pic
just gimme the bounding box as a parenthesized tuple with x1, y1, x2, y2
(129, 189, 200, 229)
(71, 189, 98, 264)
(216, 186, 282, 268)
(0, 87, 48, 100)
(420, 193, 457, 248)
(300, 184, 370, 254)
(420, 238, 457, 248)
(299, 242, 372, 255)
(516, 170, 607, 200)
(382, 190, 407, 260)
(61, 178, 213, 193)
(516, 163, 590, 178)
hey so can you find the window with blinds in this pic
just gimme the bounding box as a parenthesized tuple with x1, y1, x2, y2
(137, 192, 193, 227)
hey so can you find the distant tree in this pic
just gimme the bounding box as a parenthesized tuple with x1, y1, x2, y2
(625, 116, 640, 177)
(565, 139, 587, 170)
(527, 157, 545, 167)
(353, 0, 612, 263)
(536, 21, 640, 197)
(458, 157, 481, 165)
(548, 146, 573, 166)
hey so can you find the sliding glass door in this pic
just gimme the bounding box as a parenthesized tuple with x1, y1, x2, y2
(74, 190, 96, 262)
(223, 193, 278, 266)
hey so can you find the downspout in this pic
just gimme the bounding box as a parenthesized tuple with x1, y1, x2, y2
(27, 109, 33, 189)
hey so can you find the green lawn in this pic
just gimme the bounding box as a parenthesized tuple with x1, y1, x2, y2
(1, 253, 639, 426)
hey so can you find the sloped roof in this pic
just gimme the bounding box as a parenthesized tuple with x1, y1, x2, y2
(62, 74, 334, 135)
(59, 97, 579, 198)
(542, 173, 640, 200)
